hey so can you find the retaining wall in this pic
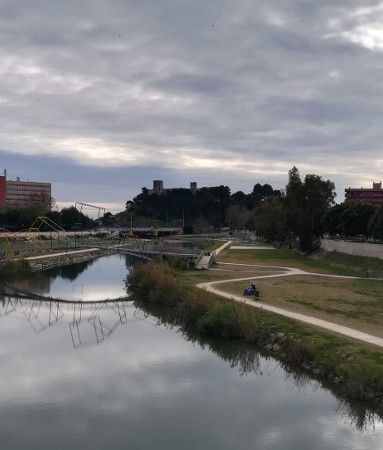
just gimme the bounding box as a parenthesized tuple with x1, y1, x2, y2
(320, 239, 383, 261)
(27, 249, 103, 271)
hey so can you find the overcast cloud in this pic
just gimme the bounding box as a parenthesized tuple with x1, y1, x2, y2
(0, 0, 382, 211)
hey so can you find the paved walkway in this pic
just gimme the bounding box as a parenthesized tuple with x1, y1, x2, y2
(215, 241, 233, 254)
(196, 241, 233, 270)
(196, 258, 383, 348)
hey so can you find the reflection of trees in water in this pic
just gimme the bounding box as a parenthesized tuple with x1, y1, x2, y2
(186, 332, 262, 376)
(124, 254, 135, 270)
(336, 399, 379, 432)
(0, 295, 135, 350)
(280, 363, 383, 431)
(132, 296, 383, 432)
(45, 259, 96, 281)
(3, 259, 97, 296)
(1, 292, 382, 431)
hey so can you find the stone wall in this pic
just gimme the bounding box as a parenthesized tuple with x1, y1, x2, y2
(28, 250, 103, 271)
(320, 239, 383, 261)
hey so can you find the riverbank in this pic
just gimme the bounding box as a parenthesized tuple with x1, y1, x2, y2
(25, 248, 103, 271)
(129, 260, 383, 411)
(184, 245, 383, 343)
(0, 248, 105, 280)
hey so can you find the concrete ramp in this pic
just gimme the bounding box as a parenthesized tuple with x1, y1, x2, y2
(195, 253, 214, 270)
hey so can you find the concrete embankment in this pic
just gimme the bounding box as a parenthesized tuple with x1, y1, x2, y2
(321, 239, 383, 261)
(25, 248, 103, 271)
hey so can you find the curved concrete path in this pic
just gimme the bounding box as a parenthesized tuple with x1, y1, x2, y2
(196, 259, 383, 348)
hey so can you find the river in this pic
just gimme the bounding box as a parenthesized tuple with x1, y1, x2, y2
(0, 254, 382, 449)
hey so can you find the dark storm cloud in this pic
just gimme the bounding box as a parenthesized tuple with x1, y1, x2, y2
(0, 0, 382, 207)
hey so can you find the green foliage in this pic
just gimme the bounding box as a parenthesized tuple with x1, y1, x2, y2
(369, 205, 383, 241)
(251, 183, 281, 206)
(0, 206, 44, 230)
(323, 203, 380, 239)
(122, 182, 281, 231)
(284, 167, 336, 252)
(59, 206, 96, 230)
(322, 203, 348, 236)
(249, 197, 284, 241)
(0, 205, 96, 231)
(339, 204, 376, 237)
(197, 303, 242, 338)
(252, 167, 336, 251)
(226, 247, 383, 276)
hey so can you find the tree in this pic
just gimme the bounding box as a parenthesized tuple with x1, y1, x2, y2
(251, 197, 284, 242)
(100, 212, 115, 227)
(339, 204, 376, 238)
(283, 167, 303, 247)
(231, 191, 247, 203)
(60, 207, 96, 230)
(193, 216, 210, 233)
(225, 204, 249, 229)
(251, 183, 281, 207)
(28, 192, 53, 211)
(124, 181, 281, 231)
(125, 200, 135, 212)
(369, 206, 383, 241)
(284, 167, 336, 252)
(322, 203, 348, 236)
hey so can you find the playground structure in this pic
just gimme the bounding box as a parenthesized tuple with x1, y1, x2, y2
(75, 202, 106, 219)
(28, 216, 66, 235)
(0, 210, 200, 269)
(0, 217, 71, 260)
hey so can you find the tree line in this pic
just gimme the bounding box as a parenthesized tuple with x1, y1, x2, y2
(117, 182, 282, 232)
(0, 205, 96, 231)
(120, 166, 383, 252)
(323, 203, 383, 241)
(1, 167, 382, 251)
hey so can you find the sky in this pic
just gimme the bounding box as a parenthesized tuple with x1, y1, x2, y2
(1, 0, 383, 213)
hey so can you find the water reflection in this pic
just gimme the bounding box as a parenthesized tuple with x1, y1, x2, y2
(2, 295, 382, 434)
(5, 254, 131, 301)
(0, 255, 382, 448)
(134, 296, 383, 433)
(0, 296, 139, 349)
(45, 259, 95, 281)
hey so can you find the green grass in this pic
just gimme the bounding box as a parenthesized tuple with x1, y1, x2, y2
(203, 240, 227, 252)
(218, 275, 383, 334)
(220, 248, 383, 277)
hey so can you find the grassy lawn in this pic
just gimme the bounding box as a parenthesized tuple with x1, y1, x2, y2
(182, 245, 383, 340)
(218, 276, 383, 338)
(218, 247, 383, 277)
(181, 265, 285, 286)
(203, 240, 229, 252)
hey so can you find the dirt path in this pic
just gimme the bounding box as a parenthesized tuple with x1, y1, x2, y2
(196, 252, 383, 348)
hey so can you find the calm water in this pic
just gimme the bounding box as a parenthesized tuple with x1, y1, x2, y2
(0, 254, 382, 449)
